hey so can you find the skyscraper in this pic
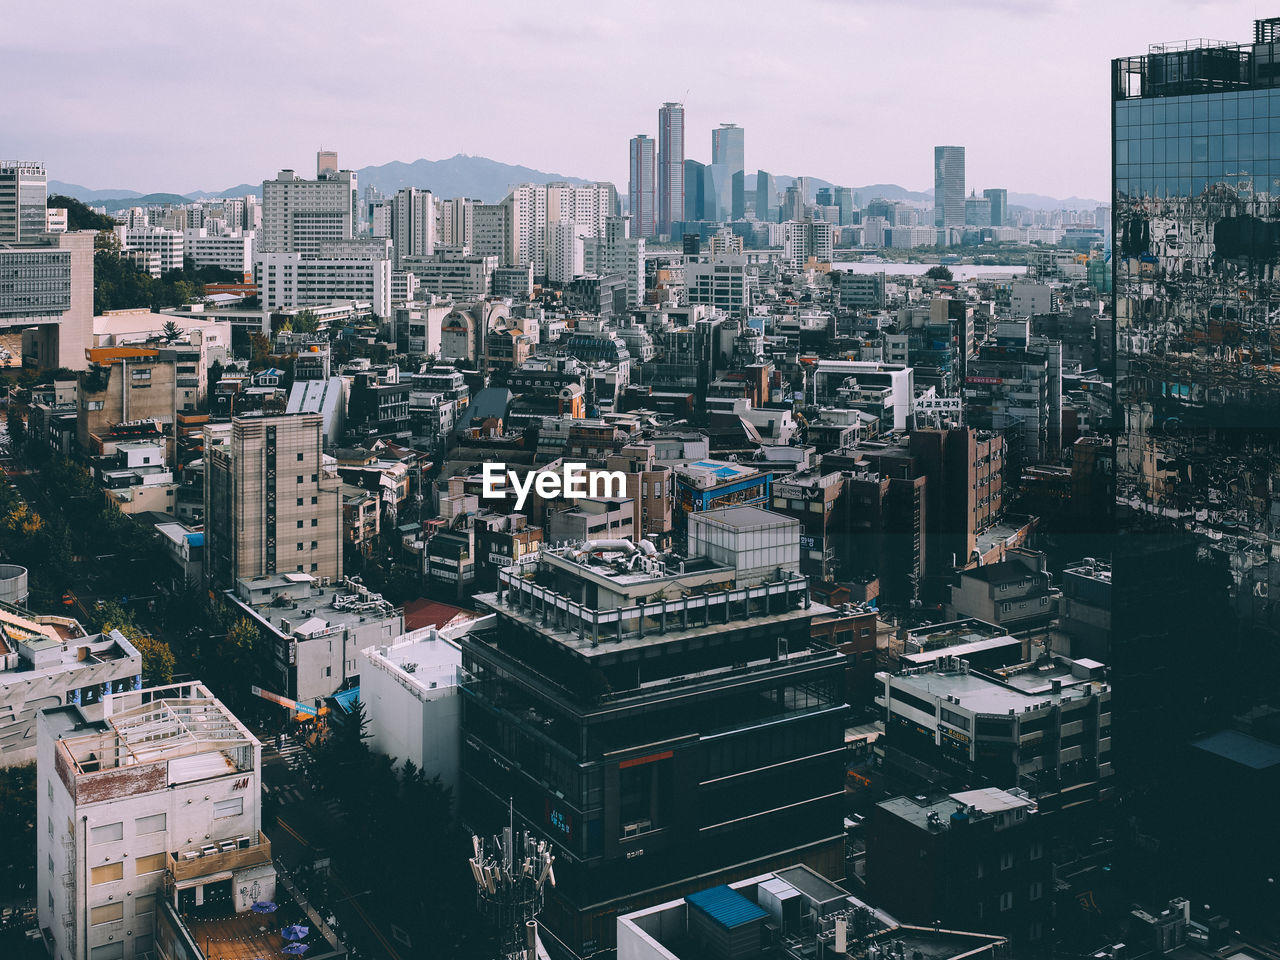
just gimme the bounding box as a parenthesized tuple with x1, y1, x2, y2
(657, 101, 685, 236)
(712, 123, 745, 220)
(628, 134, 656, 238)
(0, 161, 48, 243)
(260, 166, 358, 256)
(684, 159, 706, 222)
(702, 162, 732, 222)
(983, 187, 1008, 227)
(933, 145, 966, 235)
(755, 169, 776, 221)
(316, 149, 338, 177)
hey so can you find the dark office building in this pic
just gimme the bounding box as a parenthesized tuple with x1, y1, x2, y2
(459, 508, 846, 958)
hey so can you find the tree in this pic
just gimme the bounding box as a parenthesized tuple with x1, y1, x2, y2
(46, 194, 117, 231)
(5, 406, 25, 455)
(925, 265, 954, 281)
(161, 319, 181, 342)
(207, 359, 224, 393)
(225, 617, 260, 677)
(291, 310, 320, 335)
(97, 601, 174, 684)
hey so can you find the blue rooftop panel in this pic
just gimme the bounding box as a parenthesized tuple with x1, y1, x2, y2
(685, 885, 767, 930)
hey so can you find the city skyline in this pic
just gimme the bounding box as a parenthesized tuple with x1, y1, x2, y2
(5, 1, 1263, 201)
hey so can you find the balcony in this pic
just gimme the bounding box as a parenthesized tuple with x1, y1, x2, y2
(169, 830, 271, 882)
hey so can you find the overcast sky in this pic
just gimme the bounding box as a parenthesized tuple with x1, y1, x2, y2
(1, 0, 1262, 200)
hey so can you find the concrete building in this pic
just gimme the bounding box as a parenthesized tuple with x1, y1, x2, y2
(463, 511, 846, 956)
(257, 239, 392, 316)
(402, 249, 496, 301)
(437, 197, 475, 248)
(0, 161, 48, 242)
(876, 653, 1113, 810)
(1, 230, 95, 370)
(391, 187, 436, 268)
(0, 606, 140, 767)
(228, 574, 403, 705)
(77, 344, 205, 461)
(117, 226, 184, 276)
(617, 865, 1009, 960)
(869, 788, 1050, 947)
(183, 228, 253, 276)
(362, 626, 464, 796)
(685, 254, 751, 315)
(202, 413, 343, 588)
(945, 549, 1060, 631)
(37, 682, 272, 960)
(259, 167, 357, 256)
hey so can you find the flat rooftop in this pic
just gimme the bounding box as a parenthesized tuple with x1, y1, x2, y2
(880, 787, 1034, 832)
(890, 660, 1107, 715)
(58, 682, 257, 775)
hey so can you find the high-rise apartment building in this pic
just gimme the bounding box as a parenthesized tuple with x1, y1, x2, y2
(391, 187, 436, 268)
(437, 196, 475, 248)
(934, 145, 966, 235)
(259, 166, 358, 256)
(711, 123, 745, 220)
(628, 135, 656, 238)
(203, 413, 343, 588)
(0, 161, 48, 242)
(983, 187, 1008, 226)
(657, 101, 685, 236)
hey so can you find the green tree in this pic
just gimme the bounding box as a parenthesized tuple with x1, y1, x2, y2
(46, 194, 117, 231)
(161, 319, 181, 342)
(291, 310, 319, 335)
(925, 265, 954, 281)
(97, 601, 174, 684)
(226, 616, 260, 677)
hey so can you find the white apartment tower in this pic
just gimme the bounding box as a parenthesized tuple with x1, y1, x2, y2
(391, 187, 436, 269)
(259, 167, 358, 256)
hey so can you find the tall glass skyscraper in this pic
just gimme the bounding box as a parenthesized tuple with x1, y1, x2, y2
(712, 123, 745, 221)
(756, 169, 776, 222)
(983, 187, 1007, 227)
(657, 102, 685, 237)
(628, 134, 656, 238)
(933, 145, 965, 235)
(1114, 21, 1280, 617)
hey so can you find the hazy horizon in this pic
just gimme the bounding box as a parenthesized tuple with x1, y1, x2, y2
(2, 0, 1260, 201)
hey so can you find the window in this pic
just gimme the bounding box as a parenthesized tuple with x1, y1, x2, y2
(297, 520, 304, 528)
(311, 519, 318, 527)
(91, 944, 124, 960)
(297, 453, 305, 461)
(135, 852, 167, 874)
(297, 542, 304, 551)
(311, 496, 317, 505)
(999, 891, 1014, 912)
(214, 797, 243, 818)
(91, 822, 123, 844)
(1000, 852, 1014, 870)
(91, 903, 124, 925)
(136, 813, 166, 835)
(91, 862, 124, 884)
(1029, 881, 1043, 901)
(311, 541, 317, 549)
(310, 563, 318, 572)
(297, 475, 303, 484)
(48, 854, 54, 874)
(135, 895, 155, 917)
(297, 498, 304, 506)
(1029, 841, 1043, 860)
(311, 474, 318, 482)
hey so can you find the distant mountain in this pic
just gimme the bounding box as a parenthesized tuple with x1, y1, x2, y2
(352, 154, 591, 201)
(49, 180, 143, 202)
(52, 156, 1103, 212)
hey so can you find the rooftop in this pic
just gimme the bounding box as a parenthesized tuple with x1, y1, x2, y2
(886, 656, 1109, 715)
(1191, 729, 1280, 772)
(879, 787, 1035, 833)
(57, 682, 256, 776)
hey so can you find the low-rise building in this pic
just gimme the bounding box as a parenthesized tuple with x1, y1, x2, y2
(0, 605, 140, 767)
(227, 574, 403, 706)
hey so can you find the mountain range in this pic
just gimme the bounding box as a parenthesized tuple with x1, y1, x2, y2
(49, 153, 1103, 212)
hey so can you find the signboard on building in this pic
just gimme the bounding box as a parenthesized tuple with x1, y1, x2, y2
(914, 397, 963, 412)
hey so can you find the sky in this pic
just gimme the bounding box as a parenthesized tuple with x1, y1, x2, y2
(1, 0, 1266, 201)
